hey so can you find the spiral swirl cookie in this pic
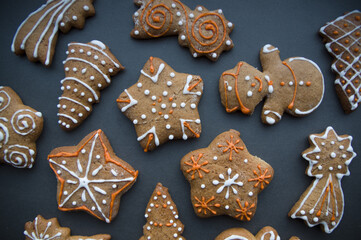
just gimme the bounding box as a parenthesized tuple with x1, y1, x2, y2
(117, 57, 203, 152)
(180, 129, 273, 221)
(58, 40, 123, 131)
(131, 0, 234, 61)
(11, 0, 95, 66)
(24, 215, 111, 240)
(319, 10, 361, 113)
(0, 86, 43, 168)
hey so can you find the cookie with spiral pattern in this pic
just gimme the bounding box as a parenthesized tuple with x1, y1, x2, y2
(0, 86, 43, 168)
(131, 0, 234, 61)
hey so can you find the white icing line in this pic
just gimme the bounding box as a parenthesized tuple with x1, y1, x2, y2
(61, 77, 99, 101)
(57, 113, 78, 124)
(224, 235, 249, 240)
(137, 126, 160, 146)
(59, 96, 91, 111)
(65, 57, 111, 83)
(262, 44, 278, 53)
(183, 75, 202, 95)
(141, 63, 165, 83)
(121, 89, 138, 112)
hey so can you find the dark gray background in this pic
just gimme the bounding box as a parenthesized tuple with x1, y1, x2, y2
(1, 0, 360, 239)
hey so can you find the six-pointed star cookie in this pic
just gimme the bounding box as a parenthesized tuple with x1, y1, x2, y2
(180, 129, 273, 221)
(117, 57, 203, 152)
(48, 129, 138, 223)
(24, 215, 111, 240)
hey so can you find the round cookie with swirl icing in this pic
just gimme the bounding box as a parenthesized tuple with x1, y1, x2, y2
(131, 0, 234, 61)
(215, 226, 300, 240)
(219, 44, 324, 125)
(0, 86, 43, 168)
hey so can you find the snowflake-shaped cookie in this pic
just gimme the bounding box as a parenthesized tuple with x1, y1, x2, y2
(117, 57, 203, 152)
(289, 126, 356, 233)
(48, 129, 138, 223)
(24, 215, 111, 240)
(180, 129, 274, 221)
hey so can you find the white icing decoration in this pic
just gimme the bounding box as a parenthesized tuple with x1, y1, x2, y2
(183, 75, 202, 96)
(23, 216, 62, 240)
(137, 126, 160, 146)
(59, 96, 90, 111)
(141, 63, 165, 83)
(57, 113, 78, 123)
(4, 144, 34, 168)
(263, 110, 282, 125)
(262, 44, 279, 54)
(11, 109, 38, 136)
(224, 235, 249, 240)
(121, 89, 138, 112)
(179, 119, 200, 140)
(212, 168, 243, 199)
(0, 89, 11, 111)
(260, 231, 279, 240)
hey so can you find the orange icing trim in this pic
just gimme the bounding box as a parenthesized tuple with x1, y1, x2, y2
(149, 56, 155, 74)
(187, 78, 202, 91)
(194, 196, 220, 215)
(222, 62, 251, 114)
(218, 134, 244, 161)
(282, 61, 298, 110)
(116, 99, 130, 103)
(144, 133, 154, 152)
(197, 20, 218, 46)
(254, 76, 263, 92)
(248, 164, 272, 190)
(141, 2, 173, 37)
(235, 199, 255, 221)
(183, 121, 200, 138)
(316, 179, 336, 221)
(48, 130, 138, 222)
(184, 153, 209, 179)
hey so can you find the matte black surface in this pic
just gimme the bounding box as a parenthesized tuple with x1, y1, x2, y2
(0, 0, 360, 239)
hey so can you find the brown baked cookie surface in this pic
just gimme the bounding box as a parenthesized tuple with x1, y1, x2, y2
(0, 86, 43, 168)
(48, 129, 138, 223)
(180, 129, 273, 221)
(219, 44, 324, 125)
(58, 40, 123, 131)
(319, 10, 361, 113)
(215, 226, 300, 240)
(24, 215, 111, 240)
(289, 126, 356, 233)
(131, 0, 234, 61)
(139, 183, 185, 240)
(117, 57, 203, 152)
(11, 0, 95, 66)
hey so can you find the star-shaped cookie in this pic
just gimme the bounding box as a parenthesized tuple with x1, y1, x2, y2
(24, 215, 111, 240)
(48, 129, 138, 223)
(117, 57, 203, 152)
(180, 129, 274, 221)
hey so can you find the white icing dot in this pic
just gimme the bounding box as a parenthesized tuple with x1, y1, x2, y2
(144, 90, 150, 95)
(150, 203, 154, 207)
(137, 83, 142, 88)
(87, 51, 91, 56)
(134, 30, 139, 35)
(90, 76, 95, 80)
(342, 154, 347, 159)
(176, 12, 181, 17)
(94, 55, 99, 60)
(57, 104, 61, 108)
(248, 191, 253, 197)
(88, 98, 93, 102)
(145, 214, 148, 218)
(61, 86, 65, 91)
(309, 209, 314, 214)
(201, 184, 205, 189)
(172, 103, 177, 108)
(98, 84, 102, 88)
(197, 6, 203, 11)
(313, 217, 319, 222)
(79, 49, 84, 53)
(153, 196, 157, 200)
(63, 191, 68, 195)
(174, 215, 179, 219)
(102, 200, 106, 204)
(212, 53, 217, 58)
(318, 165, 322, 170)
(96, 155, 100, 159)
(339, 145, 344, 150)
(167, 81, 172, 86)
(66, 124, 70, 129)
(57, 170, 61, 174)
(193, 53, 198, 58)
(72, 15, 78, 21)
(227, 22, 233, 27)
(244, 159, 248, 163)
(226, 40, 231, 46)
(227, 86, 232, 91)
(62, 160, 66, 164)
(71, 108, 75, 112)
(321, 142, 325, 146)
(83, 5, 89, 11)
(331, 141, 335, 145)
(178, 227, 182, 232)
(81, 149, 86, 154)
(78, 113, 83, 117)
(190, 103, 196, 109)
(161, 103, 166, 109)
(299, 81, 304, 86)
(170, 206, 174, 210)
(174, 233, 178, 238)
(162, 195, 166, 199)
(73, 88, 78, 92)
(169, 135, 174, 140)
(91, 206, 96, 211)
(245, 76, 250, 81)
(195, 119, 201, 124)
(66, 86, 71, 90)
(171, 3, 176, 8)
(70, 49, 75, 53)
(213, 156, 217, 160)
(152, 108, 156, 113)
(338, 165, 342, 169)
(62, 122, 66, 126)
(316, 155, 320, 160)
(72, 201, 77, 205)
(225, 205, 229, 209)
(332, 221, 336, 226)
(289, 81, 294, 86)
(109, 68, 113, 73)
(147, 226, 151, 230)
(170, 72, 175, 78)
(164, 114, 169, 119)
(218, 9, 223, 14)
(60, 22, 65, 27)
(72, 67, 77, 72)
(189, 13, 194, 18)
(180, 102, 186, 108)
(330, 152, 336, 158)
(65, 67, 69, 72)
(166, 124, 171, 129)
(247, 91, 253, 97)
(101, 60, 106, 65)
(133, 119, 138, 124)
(134, 12, 139, 17)
(163, 91, 168, 96)
(178, 21, 183, 26)
(300, 210, 306, 215)
(329, 167, 334, 171)
(147, 208, 151, 212)
(141, 114, 146, 119)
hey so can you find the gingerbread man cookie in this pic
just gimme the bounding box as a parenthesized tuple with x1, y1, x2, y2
(24, 215, 111, 240)
(319, 10, 361, 113)
(11, 0, 95, 66)
(215, 226, 300, 240)
(289, 126, 356, 233)
(219, 44, 324, 125)
(117, 57, 203, 152)
(131, 0, 234, 61)
(180, 129, 273, 221)
(58, 40, 123, 131)
(0, 86, 43, 168)
(139, 183, 185, 240)
(48, 129, 138, 223)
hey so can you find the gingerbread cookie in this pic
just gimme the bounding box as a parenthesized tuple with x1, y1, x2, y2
(215, 226, 300, 240)
(289, 126, 356, 233)
(58, 40, 123, 130)
(131, 0, 234, 61)
(48, 129, 138, 223)
(319, 10, 361, 113)
(139, 183, 185, 240)
(0, 86, 43, 168)
(180, 129, 273, 221)
(219, 44, 324, 125)
(117, 57, 203, 152)
(11, 0, 95, 66)
(24, 215, 111, 240)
